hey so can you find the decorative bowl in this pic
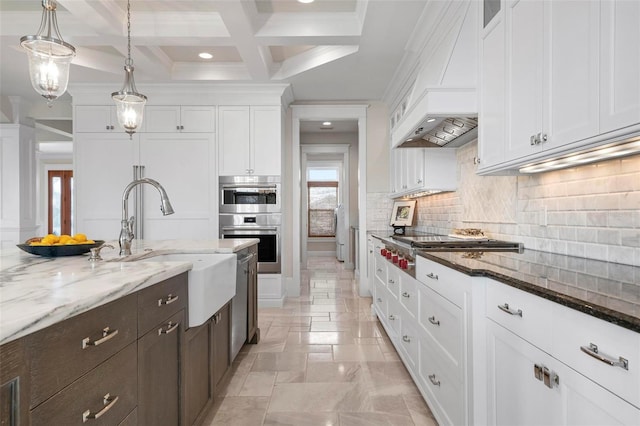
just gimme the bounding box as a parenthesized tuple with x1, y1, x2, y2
(17, 240, 105, 257)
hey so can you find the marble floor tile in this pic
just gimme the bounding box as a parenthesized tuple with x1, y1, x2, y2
(206, 258, 436, 425)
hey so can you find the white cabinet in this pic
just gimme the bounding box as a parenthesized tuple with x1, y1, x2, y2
(74, 130, 217, 241)
(144, 106, 216, 133)
(486, 278, 640, 425)
(478, 6, 506, 169)
(478, 0, 640, 174)
(218, 106, 281, 176)
(74, 106, 118, 132)
(600, 0, 640, 133)
(390, 148, 457, 198)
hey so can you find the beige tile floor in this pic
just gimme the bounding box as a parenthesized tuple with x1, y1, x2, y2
(203, 257, 437, 426)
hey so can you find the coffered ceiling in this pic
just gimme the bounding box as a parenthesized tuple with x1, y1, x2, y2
(0, 0, 427, 109)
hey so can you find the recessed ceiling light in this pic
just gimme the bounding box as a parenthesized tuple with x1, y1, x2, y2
(426, 118, 436, 123)
(198, 52, 213, 59)
(322, 121, 332, 126)
(298, 0, 315, 3)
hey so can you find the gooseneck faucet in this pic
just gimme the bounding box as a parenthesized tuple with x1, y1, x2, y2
(119, 178, 175, 256)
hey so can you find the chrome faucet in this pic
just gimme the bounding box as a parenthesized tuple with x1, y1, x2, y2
(119, 178, 174, 256)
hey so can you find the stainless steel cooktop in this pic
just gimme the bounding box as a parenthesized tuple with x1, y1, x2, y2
(391, 233, 524, 252)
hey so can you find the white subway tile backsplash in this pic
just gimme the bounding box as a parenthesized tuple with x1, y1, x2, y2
(404, 141, 640, 265)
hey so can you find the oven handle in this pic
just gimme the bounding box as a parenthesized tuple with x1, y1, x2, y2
(222, 226, 279, 232)
(221, 185, 278, 190)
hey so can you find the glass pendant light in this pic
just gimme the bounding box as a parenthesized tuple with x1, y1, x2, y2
(20, 0, 76, 105)
(112, 0, 147, 138)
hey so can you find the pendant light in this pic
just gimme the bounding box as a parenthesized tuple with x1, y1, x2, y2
(20, 0, 76, 104)
(111, 0, 147, 138)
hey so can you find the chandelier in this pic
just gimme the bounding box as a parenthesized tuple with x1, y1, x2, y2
(20, 0, 76, 104)
(111, 0, 147, 138)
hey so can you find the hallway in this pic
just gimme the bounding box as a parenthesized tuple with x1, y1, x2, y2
(204, 257, 437, 425)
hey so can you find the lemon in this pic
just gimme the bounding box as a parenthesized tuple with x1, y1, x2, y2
(73, 233, 87, 242)
(59, 235, 72, 244)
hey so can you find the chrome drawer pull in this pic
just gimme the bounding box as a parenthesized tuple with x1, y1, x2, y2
(402, 335, 411, 343)
(158, 321, 179, 335)
(428, 374, 440, 386)
(377, 268, 383, 273)
(388, 315, 396, 321)
(428, 316, 440, 326)
(158, 294, 179, 306)
(498, 303, 522, 317)
(388, 279, 395, 284)
(82, 327, 119, 349)
(401, 292, 410, 298)
(82, 393, 119, 422)
(376, 298, 382, 302)
(580, 343, 629, 370)
(426, 273, 438, 280)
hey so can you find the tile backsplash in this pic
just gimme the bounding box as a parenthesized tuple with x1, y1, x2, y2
(409, 140, 640, 266)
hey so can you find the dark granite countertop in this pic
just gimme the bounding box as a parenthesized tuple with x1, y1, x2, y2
(415, 249, 640, 333)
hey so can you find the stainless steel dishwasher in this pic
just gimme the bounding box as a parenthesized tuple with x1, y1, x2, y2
(231, 248, 253, 360)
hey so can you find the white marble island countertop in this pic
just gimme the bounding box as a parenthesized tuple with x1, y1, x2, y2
(0, 238, 259, 345)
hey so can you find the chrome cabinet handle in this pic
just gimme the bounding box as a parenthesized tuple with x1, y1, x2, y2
(388, 279, 395, 284)
(377, 268, 383, 273)
(428, 374, 440, 386)
(426, 273, 438, 280)
(158, 321, 179, 335)
(580, 343, 629, 370)
(428, 316, 440, 326)
(401, 292, 410, 298)
(376, 298, 382, 302)
(158, 294, 179, 306)
(498, 303, 522, 317)
(388, 315, 396, 321)
(82, 327, 119, 349)
(402, 335, 411, 343)
(82, 393, 119, 422)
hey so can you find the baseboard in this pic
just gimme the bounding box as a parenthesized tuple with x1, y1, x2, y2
(258, 296, 285, 308)
(285, 276, 299, 298)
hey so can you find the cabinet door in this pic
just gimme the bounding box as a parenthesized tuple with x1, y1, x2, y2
(478, 12, 506, 169)
(74, 106, 116, 132)
(505, 0, 544, 161)
(544, 0, 599, 150)
(486, 320, 563, 426)
(138, 310, 184, 426)
(144, 106, 181, 133)
(139, 133, 216, 239)
(74, 133, 138, 238)
(183, 320, 214, 426)
(247, 259, 259, 344)
(405, 149, 423, 192)
(250, 106, 281, 175)
(218, 106, 251, 176)
(212, 303, 231, 390)
(600, 0, 640, 133)
(181, 106, 216, 133)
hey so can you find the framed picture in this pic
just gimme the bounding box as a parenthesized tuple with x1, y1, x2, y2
(390, 200, 416, 227)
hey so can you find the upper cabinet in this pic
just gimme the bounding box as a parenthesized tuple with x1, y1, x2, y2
(390, 148, 457, 198)
(218, 106, 281, 176)
(478, 0, 640, 174)
(74, 106, 118, 132)
(144, 106, 216, 133)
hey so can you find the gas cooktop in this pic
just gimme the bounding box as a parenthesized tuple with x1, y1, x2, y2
(391, 233, 523, 252)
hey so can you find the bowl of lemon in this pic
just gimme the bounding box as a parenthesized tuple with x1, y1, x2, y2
(17, 234, 104, 257)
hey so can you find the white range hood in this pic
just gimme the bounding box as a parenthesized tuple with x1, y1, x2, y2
(389, 0, 479, 149)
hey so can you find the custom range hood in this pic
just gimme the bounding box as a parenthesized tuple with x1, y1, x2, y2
(389, 0, 478, 149)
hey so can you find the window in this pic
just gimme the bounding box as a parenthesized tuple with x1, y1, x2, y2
(307, 181, 338, 237)
(48, 170, 74, 235)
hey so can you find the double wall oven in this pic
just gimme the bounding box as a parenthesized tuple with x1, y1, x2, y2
(219, 176, 281, 274)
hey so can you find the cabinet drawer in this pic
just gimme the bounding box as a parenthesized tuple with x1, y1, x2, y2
(386, 298, 402, 337)
(415, 256, 469, 307)
(27, 294, 137, 408)
(485, 279, 554, 352)
(399, 320, 418, 369)
(374, 254, 387, 285)
(418, 283, 464, 379)
(419, 338, 464, 426)
(552, 304, 640, 407)
(386, 267, 400, 299)
(374, 280, 387, 319)
(399, 273, 418, 318)
(138, 273, 187, 336)
(31, 342, 137, 425)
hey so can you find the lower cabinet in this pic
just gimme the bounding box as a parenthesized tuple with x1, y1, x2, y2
(182, 302, 231, 426)
(138, 310, 185, 426)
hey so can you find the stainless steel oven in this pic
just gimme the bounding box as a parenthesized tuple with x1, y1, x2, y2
(220, 213, 281, 274)
(219, 176, 280, 214)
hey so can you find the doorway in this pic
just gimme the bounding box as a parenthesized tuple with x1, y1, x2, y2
(47, 170, 74, 235)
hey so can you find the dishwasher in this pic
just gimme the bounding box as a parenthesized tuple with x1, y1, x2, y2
(231, 247, 254, 360)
